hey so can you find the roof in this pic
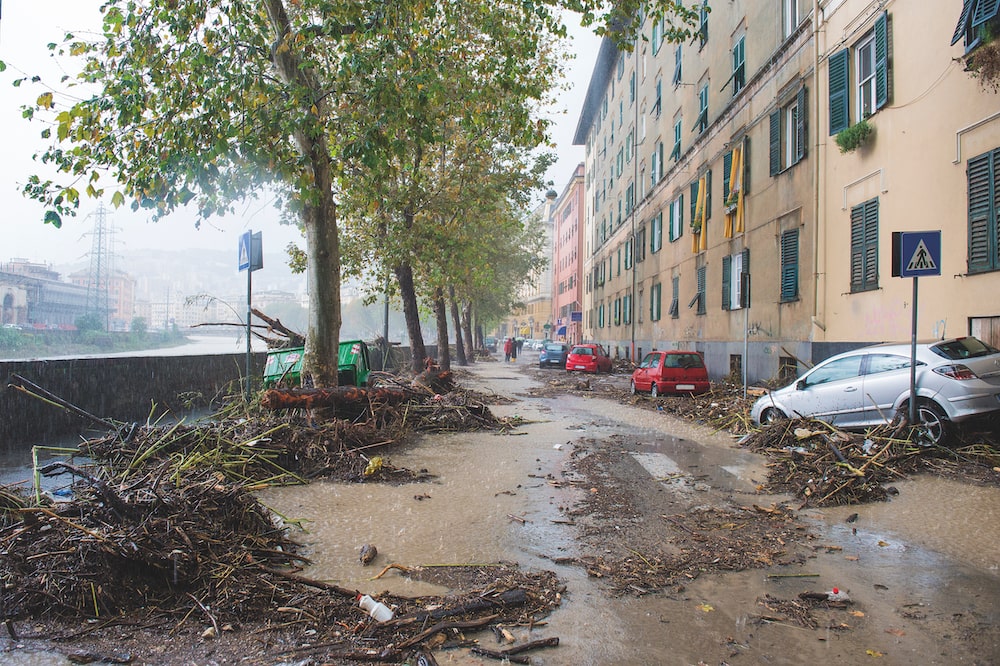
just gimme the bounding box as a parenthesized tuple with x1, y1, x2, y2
(572, 37, 620, 145)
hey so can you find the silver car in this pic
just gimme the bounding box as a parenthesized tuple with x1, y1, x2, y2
(751, 336, 1000, 443)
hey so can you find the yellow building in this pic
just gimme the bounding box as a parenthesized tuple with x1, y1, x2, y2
(573, 0, 1000, 381)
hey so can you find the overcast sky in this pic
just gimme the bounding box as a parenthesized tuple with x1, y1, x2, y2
(0, 2, 599, 266)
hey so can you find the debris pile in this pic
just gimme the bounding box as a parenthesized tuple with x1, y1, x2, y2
(621, 380, 758, 434)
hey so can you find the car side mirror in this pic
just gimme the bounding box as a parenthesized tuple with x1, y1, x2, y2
(795, 379, 807, 390)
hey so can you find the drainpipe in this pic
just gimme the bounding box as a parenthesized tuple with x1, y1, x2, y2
(811, 0, 825, 344)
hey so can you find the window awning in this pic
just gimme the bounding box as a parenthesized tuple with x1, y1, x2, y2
(953, 0, 1000, 45)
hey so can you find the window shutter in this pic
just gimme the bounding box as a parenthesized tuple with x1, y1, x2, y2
(769, 109, 781, 176)
(670, 276, 680, 318)
(952, 0, 974, 45)
(743, 136, 751, 194)
(690, 181, 699, 221)
(722, 254, 732, 310)
(796, 86, 808, 163)
(874, 12, 890, 110)
(828, 49, 850, 134)
(723, 151, 732, 199)
(967, 150, 996, 273)
(850, 204, 865, 290)
(741, 248, 750, 308)
(973, 0, 1000, 29)
(706, 169, 712, 219)
(696, 266, 707, 314)
(862, 199, 879, 289)
(781, 229, 800, 301)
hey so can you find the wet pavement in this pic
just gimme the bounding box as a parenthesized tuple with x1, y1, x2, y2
(3, 351, 999, 664)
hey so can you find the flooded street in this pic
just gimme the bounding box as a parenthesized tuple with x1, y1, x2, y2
(3, 352, 998, 664)
(260, 356, 1000, 665)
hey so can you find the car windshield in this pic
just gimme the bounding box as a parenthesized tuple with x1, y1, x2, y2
(931, 336, 999, 360)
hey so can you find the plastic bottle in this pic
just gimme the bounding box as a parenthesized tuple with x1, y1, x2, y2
(358, 594, 394, 622)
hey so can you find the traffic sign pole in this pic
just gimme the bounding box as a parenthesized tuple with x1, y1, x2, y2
(909, 276, 918, 426)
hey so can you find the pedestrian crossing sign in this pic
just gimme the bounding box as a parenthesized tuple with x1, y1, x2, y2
(892, 231, 941, 278)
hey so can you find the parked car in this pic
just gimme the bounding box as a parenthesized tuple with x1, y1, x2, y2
(531, 340, 546, 351)
(566, 343, 613, 374)
(630, 350, 710, 397)
(484, 337, 498, 353)
(750, 336, 1000, 444)
(539, 342, 570, 369)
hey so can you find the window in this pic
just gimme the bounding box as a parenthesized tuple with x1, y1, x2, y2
(673, 46, 682, 85)
(770, 87, 807, 175)
(651, 140, 664, 186)
(690, 171, 710, 234)
(598, 304, 605, 328)
(614, 297, 622, 325)
(629, 71, 636, 104)
(624, 294, 632, 325)
(952, 0, 1000, 50)
(636, 227, 646, 262)
(850, 198, 879, 292)
(695, 265, 707, 314)
(670, 118, 682, 161)
(803, 355, 863, 387)
(652, 15, 664, 55)
(668, 195, 684, 242)
(968, 147, 1000, 273)
(650, 282, 662, 321)
(828, 12, 889, 135)
(695, 83, 709, 133)
(780, 228, 800, 301)
(626, 130, 633, 163)
(732, 36, 745, 95)
(722, 249, 749, 310)
(625, 237, 634, 270)
(617, 53, 625, 80)
(698, 2, 708, 47)
(669, 276, 680, 318)
(653, 78, 662, 117)
(646, 211, 661, 254)
(626, 182, 634, 215)
(783, 0, 799, 39)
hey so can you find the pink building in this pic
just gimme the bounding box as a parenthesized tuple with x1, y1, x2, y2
(552, 164, 586, 344)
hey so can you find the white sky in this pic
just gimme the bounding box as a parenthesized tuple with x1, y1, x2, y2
(0, 2, 599, 266)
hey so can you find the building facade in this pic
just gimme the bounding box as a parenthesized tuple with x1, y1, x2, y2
(572, 0, 1000, 381)
(501, 192, 557, 341)
(552, 164, 587, 344)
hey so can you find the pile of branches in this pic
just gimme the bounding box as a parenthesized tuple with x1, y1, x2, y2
(621, 380, 757, 435)
(0, 471, 561, 662)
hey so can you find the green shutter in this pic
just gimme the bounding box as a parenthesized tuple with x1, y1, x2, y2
(967, 150, 997, 273)
(722, 254, 732, 310)
(953, 0, 974, 45)
(781, 229, 799, 301)
(743, 136, 751, 194)
(670, 276, 680, 318)
(723, 150, 732, 199)
(769, 109, 781, 176)
(850, 204, 866, 291)
(741, 248, 750, 308)
(863, 199, 879, 288)
(829, 49, 849, 134)
(706, 169, 712, 219)
(690, 181, 699, 220)
(796, 86, 808, 163)
(874, 12, 889, 110)
(696, 266, 707, 315)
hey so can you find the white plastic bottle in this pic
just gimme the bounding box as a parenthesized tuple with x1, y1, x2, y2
(358, 594, 394, 622)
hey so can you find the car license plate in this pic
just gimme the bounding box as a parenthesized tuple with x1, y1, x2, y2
(676, 384, 695, 390)
(575, 365, 586, 370)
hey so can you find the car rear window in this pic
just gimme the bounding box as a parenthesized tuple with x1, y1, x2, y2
(571, 347, 593, 356)
(545, 343, 565, 351)
(931, 337, 999, 360)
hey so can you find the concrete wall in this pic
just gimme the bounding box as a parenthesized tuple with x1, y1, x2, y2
(1, 353, 265, 446)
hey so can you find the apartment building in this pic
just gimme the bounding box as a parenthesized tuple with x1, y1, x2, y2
(573, 0, 1000, 382)
(552, 164, 587, 344)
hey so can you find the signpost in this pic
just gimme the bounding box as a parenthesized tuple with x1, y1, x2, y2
(891, 231, 942, 426)
(239, 231, 263, 401)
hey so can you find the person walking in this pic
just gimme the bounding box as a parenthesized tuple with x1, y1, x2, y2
(503, 337, 513, 362)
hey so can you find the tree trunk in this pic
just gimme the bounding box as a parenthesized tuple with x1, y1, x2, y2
(461, 300, 475, 364)
(264, 0, 341, 387)
(449, 287, 467, 366)
(433, 289, 451, 371)
(395, 262, 426, 373)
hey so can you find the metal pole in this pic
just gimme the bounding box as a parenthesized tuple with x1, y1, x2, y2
(908, 276, 918, 425)
(383, 270, 390, 370)
(246, 259, 252, 402)
(743, 281, 749, 400)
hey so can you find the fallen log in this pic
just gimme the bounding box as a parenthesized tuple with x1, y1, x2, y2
(470, 636, 560, 662)
(260, 386, 414, 414)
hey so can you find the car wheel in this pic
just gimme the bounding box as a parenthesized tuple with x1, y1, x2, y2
(539, 363, 544, 369)
(650, 383, 659, 398)
(630, 380, 637, 395)
(915, 400, 950, 445)
(760, 407, 787, 424)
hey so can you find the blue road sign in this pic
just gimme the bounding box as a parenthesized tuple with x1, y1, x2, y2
(898, 231, 941, 278)
(238, 231, 252, 271)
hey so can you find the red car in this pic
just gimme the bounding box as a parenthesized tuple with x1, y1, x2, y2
(566, 343, 613, 374)
(630, 350, 710, 397)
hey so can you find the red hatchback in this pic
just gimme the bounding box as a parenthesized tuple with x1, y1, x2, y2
(566, 343, 613, 374)
(630, 350, 710, 397)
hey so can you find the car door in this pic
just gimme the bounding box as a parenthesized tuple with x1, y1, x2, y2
(635, 352, 661, 390)
(790, 354, 866, 427)
(860, 353, 915, 426)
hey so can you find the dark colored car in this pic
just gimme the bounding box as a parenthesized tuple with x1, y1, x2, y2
(566, 343, 613, 374)
(630, 350, 710, 397)
(484, 337, 498, 353)
(539, 342, 570, 368)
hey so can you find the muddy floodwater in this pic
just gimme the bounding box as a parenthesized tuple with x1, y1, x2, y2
(3, 353, 999, 665)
